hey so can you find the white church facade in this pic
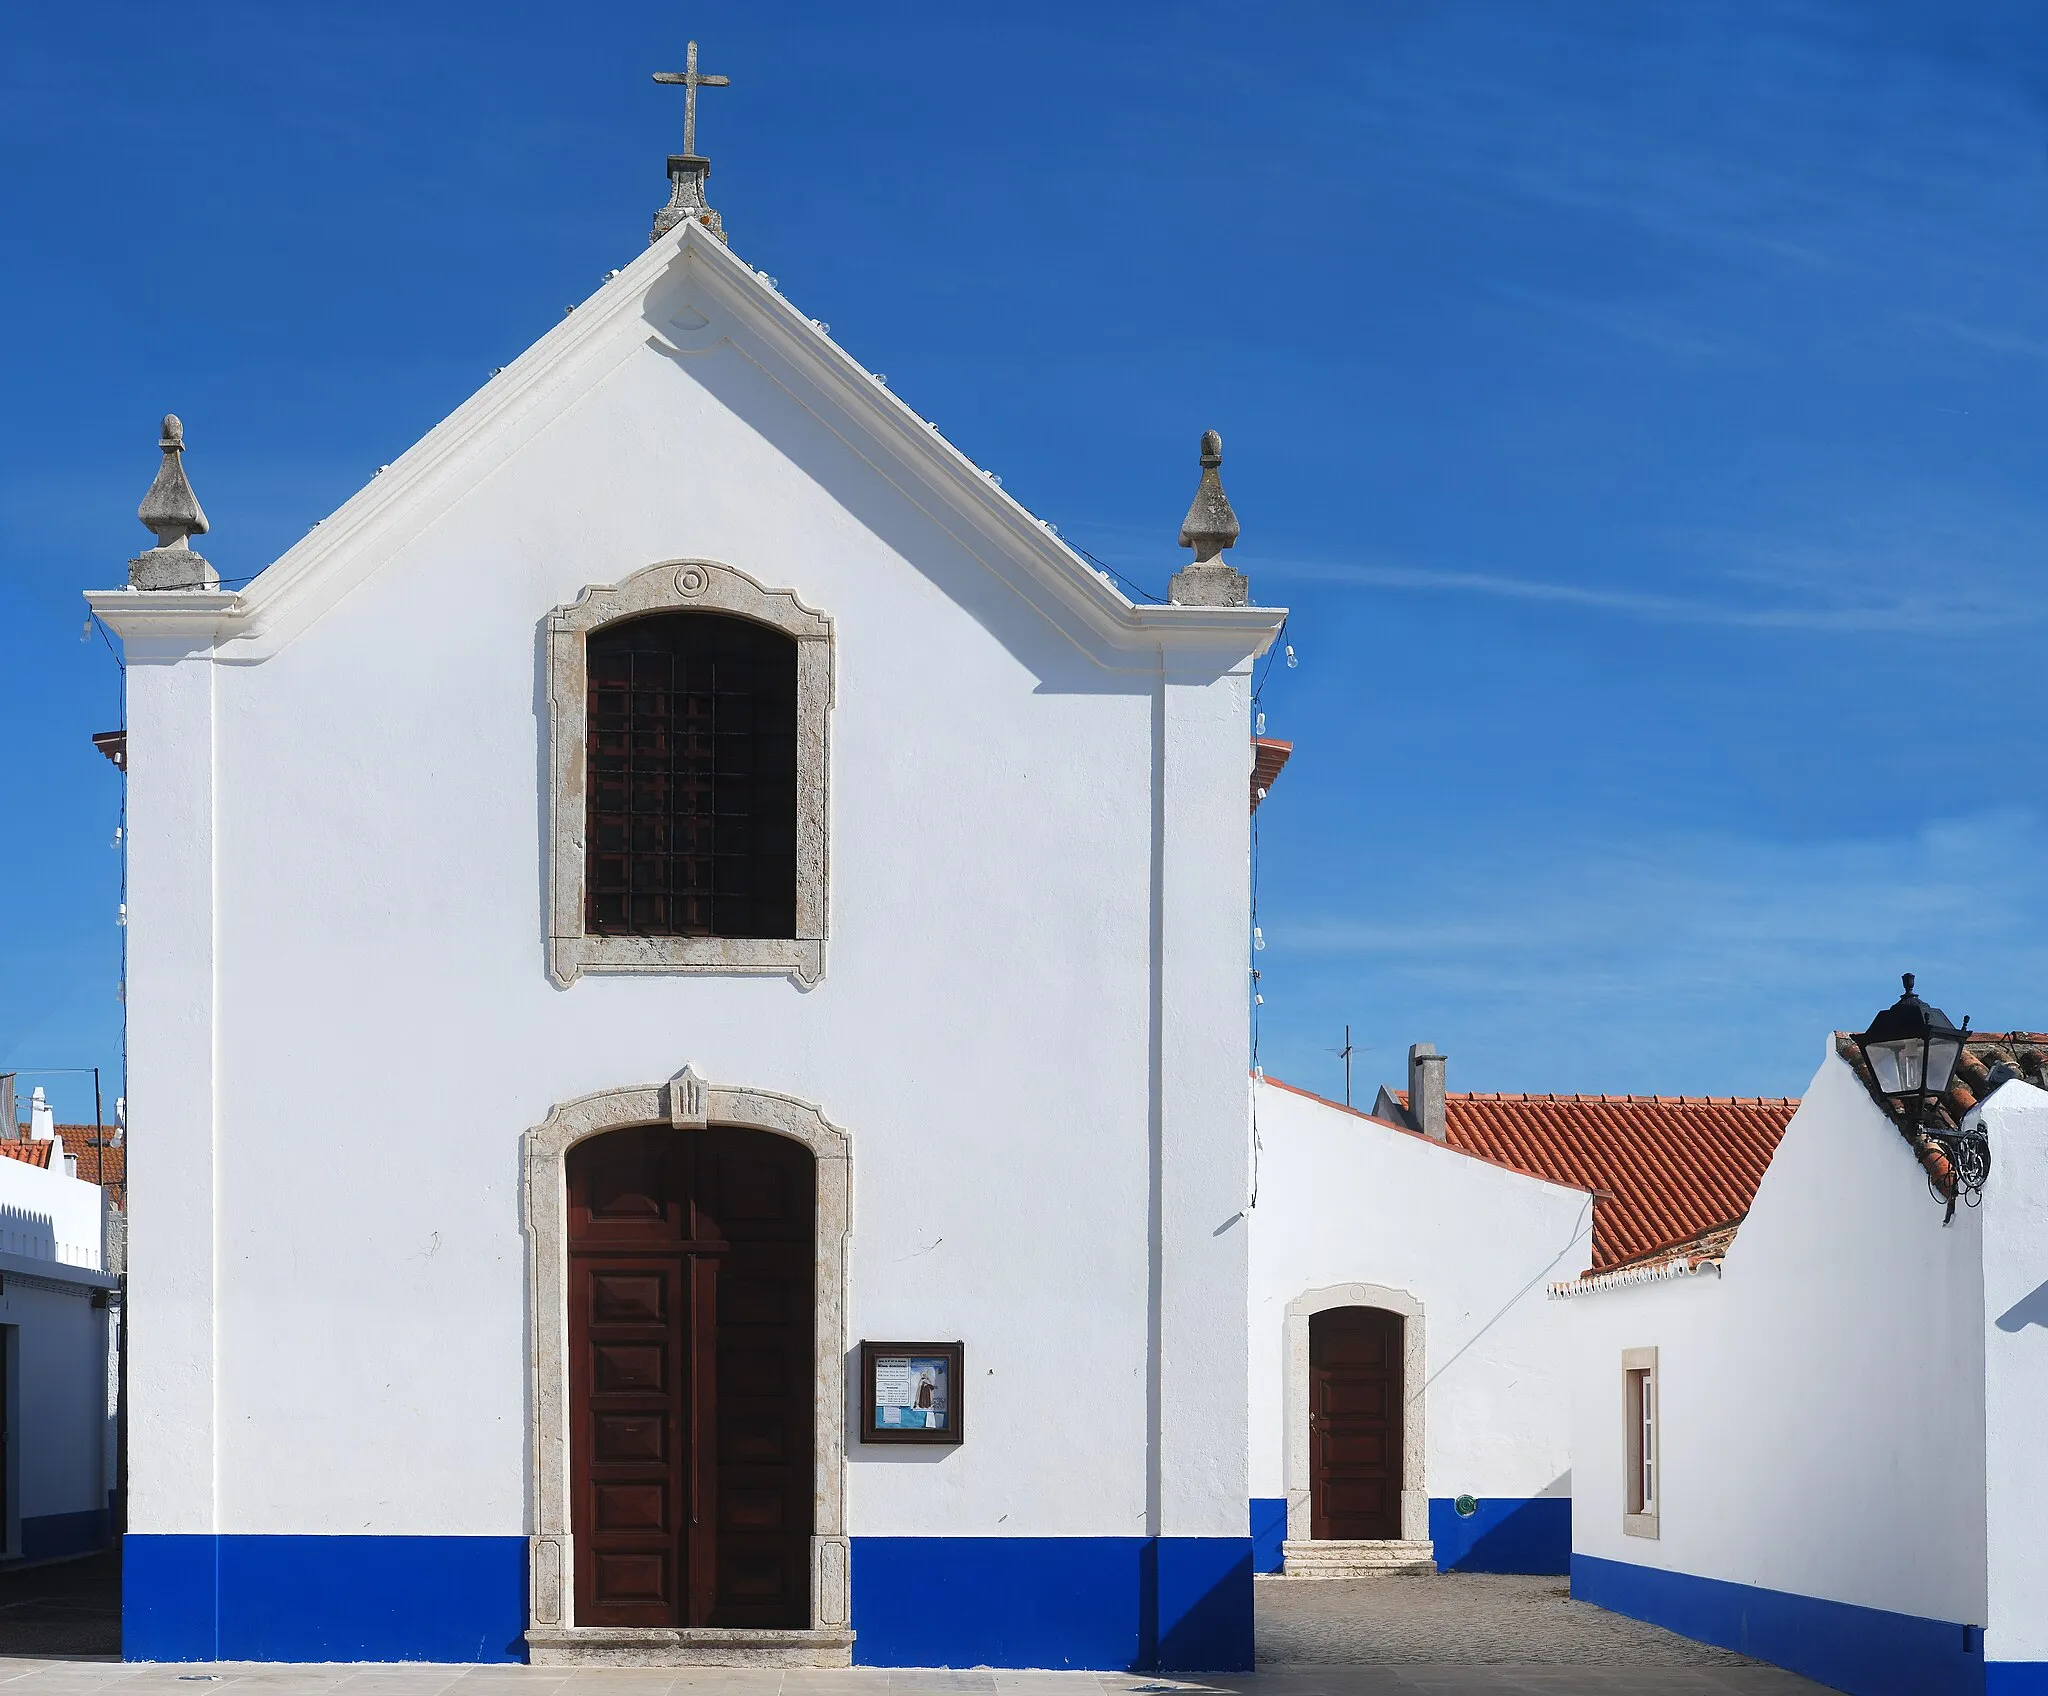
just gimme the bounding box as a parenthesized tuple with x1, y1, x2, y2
(92, 154, 1282, 1667)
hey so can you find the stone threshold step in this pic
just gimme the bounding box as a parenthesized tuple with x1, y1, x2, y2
(526, 1626, 856, 1667)
(1280, 1538, 1437, 1578)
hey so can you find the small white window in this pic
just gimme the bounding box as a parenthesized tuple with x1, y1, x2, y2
(1623, 1346, 1659, 1539)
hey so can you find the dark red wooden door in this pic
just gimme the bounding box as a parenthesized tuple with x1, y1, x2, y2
(568, 1126, 814, 1627)
(1309, 1306, 1403, 1540)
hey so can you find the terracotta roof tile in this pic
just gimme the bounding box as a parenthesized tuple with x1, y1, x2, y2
(0, 1142, 53, 1170)
(1251, 739, 1292, 813)
(56, 1128, 125, 1209)
(1390, 1089, 1798, 1271)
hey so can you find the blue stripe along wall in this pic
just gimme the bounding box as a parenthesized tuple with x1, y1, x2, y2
(123, 1534, 1254, 1671)
(1573, 1553, 1986, 1696)
(1249, 1499, 1570, 1575)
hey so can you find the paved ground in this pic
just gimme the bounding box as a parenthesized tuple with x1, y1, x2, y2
(0, 1555, 1836, 1696)
(1250, 1573, 1830, 1691)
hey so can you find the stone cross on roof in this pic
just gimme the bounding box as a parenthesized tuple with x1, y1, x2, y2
(650, 42, 731, 244)
(653, 41, 729, 160)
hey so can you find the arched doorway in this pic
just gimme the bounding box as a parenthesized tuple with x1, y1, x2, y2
(566, 1123, 815, 1629)
(1308, 1306, 1403, 1540)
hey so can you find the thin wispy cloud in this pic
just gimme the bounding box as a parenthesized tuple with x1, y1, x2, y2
(1256, 555, 2025, 635)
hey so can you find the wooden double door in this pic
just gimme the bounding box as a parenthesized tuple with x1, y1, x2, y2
(567, 1125, 815, 1627)
(1309, 1305, 1404, 1540)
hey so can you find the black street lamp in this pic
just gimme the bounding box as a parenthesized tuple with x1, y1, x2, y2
(1853, 973, 1988, 1220)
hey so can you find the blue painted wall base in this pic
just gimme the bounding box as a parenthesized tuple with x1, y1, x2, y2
(1249, 1499, 1286, 1574)
(851, 1536, 1253, 1671)
(126, 1533, 1250, 1669)
(21, 1510, 109, 1563)
(1989, 1666, 2048, 1693)
(123, 1535, 529, 1662)
(1429, 1498, 1570, 1574)
(1573, 1552, 1984, 1696)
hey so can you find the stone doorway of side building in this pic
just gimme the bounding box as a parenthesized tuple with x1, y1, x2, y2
(1254, 1571, 1836, 1693)
(1285, 1299, 1434, 1579)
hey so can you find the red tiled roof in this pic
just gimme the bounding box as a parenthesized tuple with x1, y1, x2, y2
(1392, 1089, 1799, 1272)
(57, 1128, 125, 1209)
(1251, 739, 1292, 813)
(0, 1142, 52, 1170)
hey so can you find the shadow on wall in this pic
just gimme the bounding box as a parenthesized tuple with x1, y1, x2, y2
(1994, 1278, 2048, 1331)
(0, 1204, 56, 1261)
(1429, 1481, 1572, 1575)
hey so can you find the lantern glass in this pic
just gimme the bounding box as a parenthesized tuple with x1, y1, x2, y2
(1925, 1035, 1963, 1097)
(1865, 1039, 1919, 1096)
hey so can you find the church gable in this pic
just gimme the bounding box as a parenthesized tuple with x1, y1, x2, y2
(106, 218, 1278, 675)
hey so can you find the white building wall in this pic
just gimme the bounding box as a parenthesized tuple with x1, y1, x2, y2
(121, 299, 1256, 1548)
(1248, 1079, 1592, 1510)
(0, 1272, 115, 1549)
(1566, 1042, 1986, 1627)
(0, 1150, 105, 1270)
(1978, 1079, 2048, 1667)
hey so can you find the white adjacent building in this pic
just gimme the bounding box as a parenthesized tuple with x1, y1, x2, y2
(91, 158, 1280, 1667)
(1246, 1074, 1590, 1579)
(0, 1089, 120, 1563)
(1560, 1010, 2048, 1696)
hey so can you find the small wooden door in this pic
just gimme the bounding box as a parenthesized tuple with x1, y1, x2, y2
(1309, 1306, 1403, 1540)
(568, 1126, 814, 1627)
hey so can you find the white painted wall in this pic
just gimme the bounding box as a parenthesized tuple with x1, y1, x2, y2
(0, 1150, 105, 1270)
(1978, 1079, 2048, 1665)
(1247, 1078, 1592, 1508)
(116, 244, 1267, 1546)
(1565, 1041, 1987, 1627)
(0, 1270, 115, 1546)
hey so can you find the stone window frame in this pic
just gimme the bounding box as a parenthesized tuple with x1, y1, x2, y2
(547, 559, 833, 989)
(522, 1069, 854, 1664)
(1282, 1282, 1428, 1544)
(1623, 1345, 1659, 1540)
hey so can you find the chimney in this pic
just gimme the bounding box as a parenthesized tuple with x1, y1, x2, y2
(28, 1086, 54, 1143)
(1408, 1043, 1447, 1142)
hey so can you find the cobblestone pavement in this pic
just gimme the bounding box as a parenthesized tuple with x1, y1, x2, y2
(1249, 1572, 1833, 1692)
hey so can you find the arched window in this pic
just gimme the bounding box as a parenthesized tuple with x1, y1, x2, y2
(586, 613, 798, 939)
(547, 559, 831, 988)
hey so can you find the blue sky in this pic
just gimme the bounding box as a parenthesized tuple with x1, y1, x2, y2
(5, 1, 2048, 1120)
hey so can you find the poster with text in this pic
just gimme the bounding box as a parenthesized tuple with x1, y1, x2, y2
(873, 1353, 950, 1431)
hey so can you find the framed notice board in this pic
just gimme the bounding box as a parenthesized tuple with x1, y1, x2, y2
(860, 1340, 964, 1444)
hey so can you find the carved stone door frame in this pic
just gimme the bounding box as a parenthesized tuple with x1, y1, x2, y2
(524, 1068, 853, 1665)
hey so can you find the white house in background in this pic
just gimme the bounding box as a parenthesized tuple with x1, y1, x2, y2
(1252, 1053, 1797, 1583)
(88, 140, 1282, 1669)
(1560, 1008, 2048, 1696)
(1247, 1075, 1590, 1579)
(0, 1095, 119, 1563)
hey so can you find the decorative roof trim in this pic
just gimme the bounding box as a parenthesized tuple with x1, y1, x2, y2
(85, 219, 1286, 669)
(1548, 1255, 1723, 1299)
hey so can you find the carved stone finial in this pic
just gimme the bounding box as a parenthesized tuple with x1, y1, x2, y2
(1168, 429, 1248, 606)
(130, 414, 219, 590)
